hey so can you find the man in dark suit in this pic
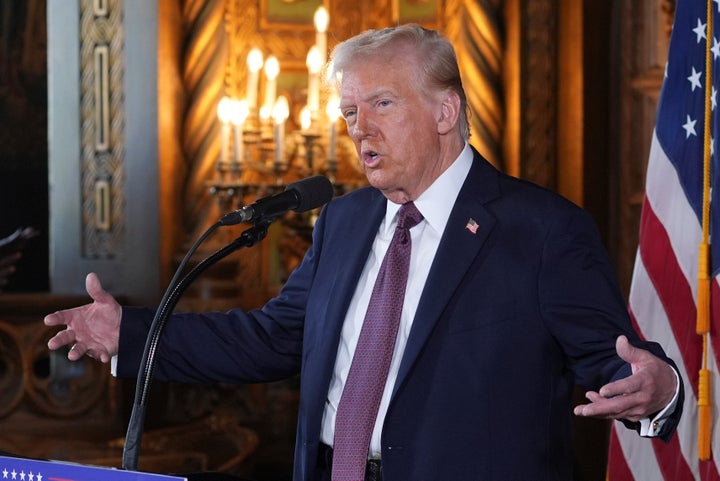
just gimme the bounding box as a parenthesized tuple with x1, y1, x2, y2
(45, 24, 681, 481)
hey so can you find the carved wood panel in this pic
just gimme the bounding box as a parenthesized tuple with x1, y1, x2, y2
(613, 0, 672, 293)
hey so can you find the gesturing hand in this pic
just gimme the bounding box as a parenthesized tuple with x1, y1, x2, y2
(573, 335, 677, 422)
(44, 272, 122, 363)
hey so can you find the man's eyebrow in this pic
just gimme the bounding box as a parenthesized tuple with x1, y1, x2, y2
(340, 89, 397, 108)
(363, 89, 396, 102)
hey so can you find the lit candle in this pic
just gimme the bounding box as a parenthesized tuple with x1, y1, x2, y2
(259, 104, 272, 127)
(326, 93, 341, 163)
(306, 46, 323, 115)
(230, 99, 249, 164)
(272, 96, 290, 165)
(246, 48, 264, 110)
(263, 56, 280, 112)
(216, 96, 233, 165)
(300, 106, 312, 131)
(314, 6, 329, 65)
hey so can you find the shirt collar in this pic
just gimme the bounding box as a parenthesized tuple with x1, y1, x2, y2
(384, 143, 474, 235)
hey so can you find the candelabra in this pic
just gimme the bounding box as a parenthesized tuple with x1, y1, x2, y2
(208, 93, 347, 205)
(208, 6, 360, 214)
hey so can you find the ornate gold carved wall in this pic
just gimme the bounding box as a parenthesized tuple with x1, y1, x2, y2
(0, 295, 118, 456)
(447, 0, 504, 170)
(176, 0, 507, 246)
(80, 0, 125, 258)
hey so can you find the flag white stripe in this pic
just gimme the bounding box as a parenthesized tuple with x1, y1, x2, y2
(616, 417, 666, 480)
(645, 132, 701, 296)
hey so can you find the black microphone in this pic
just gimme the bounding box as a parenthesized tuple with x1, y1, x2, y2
(220, 175, 334, 225)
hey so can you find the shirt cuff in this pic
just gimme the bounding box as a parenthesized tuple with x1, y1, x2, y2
(639, 367, 680, 437)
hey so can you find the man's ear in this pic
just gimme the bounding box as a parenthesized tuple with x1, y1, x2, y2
(437, 90, 461, 135)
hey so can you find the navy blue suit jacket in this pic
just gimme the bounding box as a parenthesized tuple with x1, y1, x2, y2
(118, 148, 682, 480)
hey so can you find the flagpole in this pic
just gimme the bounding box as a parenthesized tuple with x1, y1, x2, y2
(697, 0, 714, 462)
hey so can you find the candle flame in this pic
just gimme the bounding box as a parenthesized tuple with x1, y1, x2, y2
(314, 6, 329, 33)
(306, 46, 323, 74)
(247, 48, 264, 73)
(326, 94, 341, 123)
(230, 99, 249, 126)
(217, 96, 233, 124)
(264, 56, 280, 80)
(272, 96, 290, 124)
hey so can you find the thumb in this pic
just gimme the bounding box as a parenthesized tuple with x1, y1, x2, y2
(85, 272, 113, 303)
(615, 335, 641, 366)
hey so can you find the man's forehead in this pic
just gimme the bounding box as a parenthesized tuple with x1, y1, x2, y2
(339, 86, 398, 106)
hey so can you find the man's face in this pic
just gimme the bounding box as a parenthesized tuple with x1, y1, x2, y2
(339, 51, 448, 204)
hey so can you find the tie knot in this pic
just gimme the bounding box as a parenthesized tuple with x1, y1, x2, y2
(397, 201, 423, 230)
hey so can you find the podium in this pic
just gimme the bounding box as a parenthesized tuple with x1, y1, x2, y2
(0, 455, 186, 481)
(0, 455, 253, 481)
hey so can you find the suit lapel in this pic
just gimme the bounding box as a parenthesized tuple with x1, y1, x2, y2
(315, 190, 387, 374)
(392, 152, 501, 397)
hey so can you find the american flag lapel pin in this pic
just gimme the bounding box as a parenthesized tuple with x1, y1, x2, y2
(465, 218, 479, 234)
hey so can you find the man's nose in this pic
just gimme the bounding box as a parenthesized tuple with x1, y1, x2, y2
(350, 110, 373, 140)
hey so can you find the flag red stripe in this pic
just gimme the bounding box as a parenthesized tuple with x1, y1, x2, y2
(653, 435, 697, 481)
(608, 428, 634, 480)
(710, 280, 720, 378)
(637, 197, 702, 391)
(700, 460, 720, 481)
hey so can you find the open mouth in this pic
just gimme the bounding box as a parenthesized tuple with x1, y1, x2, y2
(362, 150, 380, 165)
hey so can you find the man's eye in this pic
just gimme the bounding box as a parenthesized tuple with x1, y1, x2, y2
(343, 109, 356, 119)
(378, 100, 391, 108)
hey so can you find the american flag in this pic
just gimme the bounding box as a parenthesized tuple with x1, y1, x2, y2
(607, 0, 720, 479)
(465, 218, 479, 234)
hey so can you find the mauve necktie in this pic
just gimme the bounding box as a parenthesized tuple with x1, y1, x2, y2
(332, 201, 424, 481)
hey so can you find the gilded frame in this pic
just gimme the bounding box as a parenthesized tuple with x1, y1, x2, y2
(260, 0, 329, 30)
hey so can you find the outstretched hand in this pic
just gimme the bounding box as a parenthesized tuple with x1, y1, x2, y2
(44, 272, 122, 363)
(573, 335, 677, 422)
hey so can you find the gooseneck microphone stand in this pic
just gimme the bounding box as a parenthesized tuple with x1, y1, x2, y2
(121, 219, 274, 471)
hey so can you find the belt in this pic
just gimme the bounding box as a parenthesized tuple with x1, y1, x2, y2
(317, 443, 382, 481)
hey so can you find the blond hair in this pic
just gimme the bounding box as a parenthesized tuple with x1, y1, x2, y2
(327, 24, 470, 140)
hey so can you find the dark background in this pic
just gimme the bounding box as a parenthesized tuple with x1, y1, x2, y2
(0, 0, 49, 292)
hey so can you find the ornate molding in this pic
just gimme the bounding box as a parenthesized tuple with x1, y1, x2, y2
(0, 317, 109, 420)
(520, 0, 556, 188)
(180, 0, 228, 237)
(447, 0, 504, 169)
(79, 0, 125, 258)
(662, 0, 676, 39)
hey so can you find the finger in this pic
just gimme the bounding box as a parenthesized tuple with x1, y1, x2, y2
(85, 348, 110, 364)
(68, 342, 87, 361)
(585, 391, 604, 403)
(44, 311, 65, 327)
(47, 329, 77, 350)
(598, 375, 641, 398)
(578, 392, 646, 421)
(44, 305, 87, 327)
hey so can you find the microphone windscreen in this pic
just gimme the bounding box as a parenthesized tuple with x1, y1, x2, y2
(286, 175, 334, 212)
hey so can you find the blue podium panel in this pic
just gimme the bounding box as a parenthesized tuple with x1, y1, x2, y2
(0, 456, 187, 481)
